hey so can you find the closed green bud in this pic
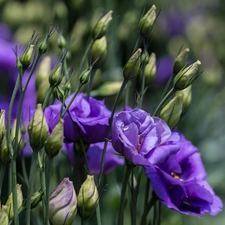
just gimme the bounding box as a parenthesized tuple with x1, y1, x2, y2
(37, 81, 51, 104)
(175, 85, 192, 115)
(79, 69, 91, 85)
(28, 104, 48, 150)
(141, 50, 149, 65)
(144, 52, 156, 86)
(36, 56, 51, 88)
(38, 37, 48, 55)
(49, 63, 63, 87)
(173, 48, 190, 74)
(91, 36, 107, 68)
(10, 120, 24, 152)
(0, 132, 11, 166)
(0, 208, 9, 225)
(0, 110, 5, 140)
(57, 34, 67, 49)
(159, 95, 183, 129)
(139, 5, 157, 38)
(92, 10, 113, 39)
(5, 184, 23, 220)
(55, 86, 65, 102)
(30, 190, 43, 209)
(19, 44, 35, 71)
(45, 119, 64, 157)
(123, 48, 142, 80)
(49, 178, 77, 225)
(173, 60, 201, 90)
(78, 175, 99, 218)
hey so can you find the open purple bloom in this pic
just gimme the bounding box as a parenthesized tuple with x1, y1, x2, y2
(66, 141, 124, 174)
(144, 133, 223, 216)
(111, 108, 180, 166)
(45, 93, 111, 144)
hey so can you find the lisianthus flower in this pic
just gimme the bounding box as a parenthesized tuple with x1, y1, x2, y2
(111, 108, 180, 166)
(144, 133, 223, 216)
(66, 141, 124, 174)
(45, 93, 111, 144)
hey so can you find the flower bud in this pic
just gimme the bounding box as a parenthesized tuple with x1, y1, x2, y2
(5, 184, 23, 220)
(92, 10, 113, 39)
(49, 178, 77, 225)
(57, 34, 67, 49)
(91, 36, 107, 68)
(0, 208, 9, 225)
(30, 190, 43, 209)
(36, 56, 51, 88)
(159, 95, 183, 129)
(45, 119, 64, 157)
(19, 44, 35, 70)
(37, 81, 51, 104)
(0, 132, 11, 166)
(175, 85, 192, 115)
(173, 48, 190, 74)
(123, 48, 142, 80)
(28, 104, 49, 150)
(144, 52, 156, 86)
(79, 69, 91, 85)
(173, 60, 201, 90)
(55, 86, 65, 102)
(10, 119, 24, 152)
(139, 5, 157, 38)
(38, 37, 48, 55)
(78, 175, 99, 218)
(0, 110, 5, 141)
(49, 63, 63, 87)
(141, 50, 149, 65)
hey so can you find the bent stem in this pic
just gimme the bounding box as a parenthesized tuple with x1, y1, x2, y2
(117, 164, 133, 225)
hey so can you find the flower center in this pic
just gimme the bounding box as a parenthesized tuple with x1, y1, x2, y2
(171, 172, 183, 181)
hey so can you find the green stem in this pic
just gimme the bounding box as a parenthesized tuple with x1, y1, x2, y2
(130, 170, 136, 225)
(42, 86, 54, 109)
(26, 150, 38, 225)
(45, 156, 53, 225)
(0, 165, 6, 205)
(140, 179, 150, 225)
(117, 164, 133, 225)
(98, 79, 128, 187)
(96, 204, 102, 225)
(153, 87, 175, 116)
(21, 151, 29, 187)
(87, 68, 96, 97)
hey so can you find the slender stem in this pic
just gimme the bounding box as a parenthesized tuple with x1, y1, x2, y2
(98, 79, 128, 187)
(117, 164, 133, 225)
(26, 150, 38, 225)
(21, 151, 29, 187)
(130, 170, 136, 225)
(140, 179, 150, 225)
(124, 81, 130, 106)
(45, 156, 53, 225)
(0, 165, 6, 205)
(153, 87, 174, 116)
(42, 86, 54, 109)
(87, 69, 96, 97)
(96, 204, 102, 225)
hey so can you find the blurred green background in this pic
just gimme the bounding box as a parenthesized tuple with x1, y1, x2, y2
(0, 0, 225, 224)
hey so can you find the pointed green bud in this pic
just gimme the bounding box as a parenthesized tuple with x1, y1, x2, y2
(37, 81, 51, 104)
(0, 208, 9, 225)
(5, 184, 23, 220)
(0, 110, 5, 141)
(36, 56, 51, 88)
(49, 178, 77, 225)
(30, 190, 43, 209)
(159, 95, 183, 129)
(0, 132, 11, 166)
(55, 86, 65, 103)
(57, 34, 67, 49)
(139, 5, 157, 38)
(79, 69, 91, 86)
(78, 175, 99, 218)
(19, 44, 35, 71)
(91, 36, 107, 68)
(173, 48, 190, 74)
(144, 52, 156, 86)
(38, 36, 48, 55)
(92, 10, 113, 39)
(49, 63, 63, 87)
(10, 120, 24, 152)
(45, 119, 64, 157)
(141, 50, 149, 65)
(175, 85, 192, 115)
(123, 48, 142, 80)
(28, 104, 48, 150)
(173, 60, 201, 90)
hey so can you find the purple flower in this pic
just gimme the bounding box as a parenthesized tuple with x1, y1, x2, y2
(45, 93, 111, 144)
(144, 133, 223, 216)
(111, 108, 180, 166)
(66, 141, 124, 174)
